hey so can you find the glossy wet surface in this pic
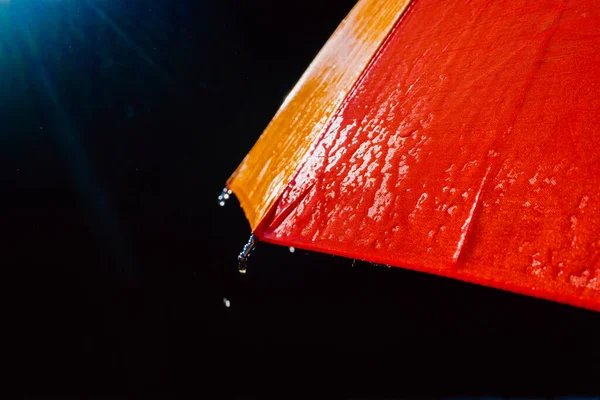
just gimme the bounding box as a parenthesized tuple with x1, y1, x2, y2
(227, 0, 411, 230)
(258, 0, 600, 310)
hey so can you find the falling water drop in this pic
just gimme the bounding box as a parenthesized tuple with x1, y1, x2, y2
(218, 187, 233, 207)
(223, 297, 231, 308)
(238, 234, 257, 274)
(289, 246, 295, 253)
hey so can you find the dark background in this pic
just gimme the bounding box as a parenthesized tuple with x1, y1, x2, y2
(3, 0, 599, 395)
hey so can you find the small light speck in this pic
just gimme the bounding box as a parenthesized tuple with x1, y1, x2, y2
(223, 298, 230, 308)
(289, 246, 295, 253)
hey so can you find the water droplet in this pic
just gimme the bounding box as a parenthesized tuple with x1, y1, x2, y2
(399, 128, 418, 138)
(223, 297, 231, 307)
(238, 234, 257, 274)
(556, 262, 565, 277)
(579, 195, 589, 210)
(218, 187, 233, 207)
(570, 215, 578, 229)
(289, 246, 295, 253)
(570, 270, 590, 288)
(528, 173, 539, 185)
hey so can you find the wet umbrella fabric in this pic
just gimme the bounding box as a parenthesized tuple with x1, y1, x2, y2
(226, 0, 600, 312)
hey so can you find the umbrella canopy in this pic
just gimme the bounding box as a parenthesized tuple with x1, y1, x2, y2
(225, 0, 600, 311)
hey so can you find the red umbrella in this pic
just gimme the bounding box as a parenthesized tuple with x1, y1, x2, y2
(224, 0, 600, 311)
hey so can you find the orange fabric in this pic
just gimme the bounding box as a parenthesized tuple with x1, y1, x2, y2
(227, 0, 412, 230)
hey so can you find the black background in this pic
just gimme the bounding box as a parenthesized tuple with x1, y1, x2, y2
(4, 0, 599, 395)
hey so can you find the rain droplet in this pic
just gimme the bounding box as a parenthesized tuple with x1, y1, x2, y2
(399, 128, 418, 138)
(238, 234, 257, 274)
(223, 297, 231, 307)
(289, 246, 295, 253)
(579, 195, 589, 210)
(528, 173, 539, 185)
(570, 215, 578, 229)
(218, 187, 233, 207)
